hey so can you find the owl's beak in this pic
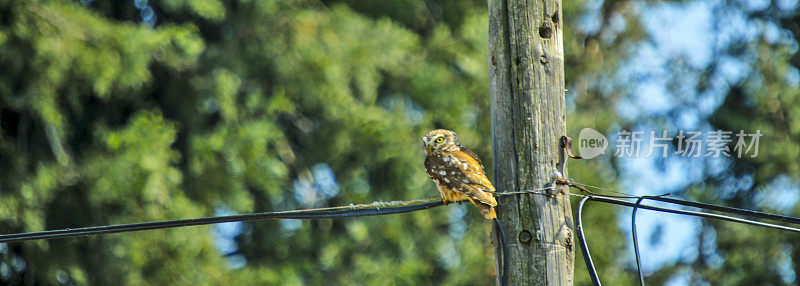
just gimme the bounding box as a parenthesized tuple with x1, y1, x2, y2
(427, 146, 433, 153)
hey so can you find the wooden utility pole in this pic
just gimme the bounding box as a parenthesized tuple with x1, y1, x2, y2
(489, 0, 573, 285)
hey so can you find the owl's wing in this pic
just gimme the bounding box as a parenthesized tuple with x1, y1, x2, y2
(447, 150, 496, 193)
(461, 148, 485, 169)
(460, 183, 497, 207)
(426, 150, 495, 208)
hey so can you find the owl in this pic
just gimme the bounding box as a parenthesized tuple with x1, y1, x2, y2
(423, 129, 497, 219)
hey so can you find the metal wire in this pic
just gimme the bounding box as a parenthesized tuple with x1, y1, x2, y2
(631, 197, 646, 286)
(0, 183, 568, 244)
(644, 196, 800, 226)
(576, 196, 602, 286)
(576, 194, 800, 286)
(568, 178, 635, 197)
(0, 199, 444, 243)
(590, 196, 800, 233)
(494, 218, 509, 286)
(0, 184, 564, 285)
(494, 186, 556, 196)
(0, 196, 519, 285)
(6, 180, 800, 286)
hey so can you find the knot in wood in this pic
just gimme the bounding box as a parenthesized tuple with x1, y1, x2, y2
(539, 25, 553, 39)
(518, 230, 533, 244)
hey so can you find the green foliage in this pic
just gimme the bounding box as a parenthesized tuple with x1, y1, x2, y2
(0, 0, 666, 285)
(691, 13, 800, 285)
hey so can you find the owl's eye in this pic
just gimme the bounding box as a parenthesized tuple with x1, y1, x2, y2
(435, 137, 444, 143)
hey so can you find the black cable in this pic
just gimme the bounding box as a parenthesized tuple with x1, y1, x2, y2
(567, 181, 800, 226)
(585, 196, 800, 233)
(8, 181, 800, 286)
(493, 218, 508, 286)
(576, 196, 601, 286)
(575, 194, 800, 286)
(0, 201, 444, 243)
(631, 197, 645, 286)
(644, 196, 800, 225)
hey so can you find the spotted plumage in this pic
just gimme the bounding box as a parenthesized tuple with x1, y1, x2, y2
(423, 129, 497, 219)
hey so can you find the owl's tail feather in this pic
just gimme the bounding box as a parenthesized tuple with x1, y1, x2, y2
(469, 198, 497, 219)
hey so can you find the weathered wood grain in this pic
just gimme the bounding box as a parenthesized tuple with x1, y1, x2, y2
(489, 0, 574, 284)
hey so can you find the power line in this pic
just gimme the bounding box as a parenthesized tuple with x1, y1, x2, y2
(493, 218, 509, 286)
(5, 180, 800, 286)
(645, 196, 800, 225)
(576, 196, 601, 286)
(631, 197, 646, 286)
(589, 195, 800, 233)
(0, 199, 443, 244)
(0, 185, 564, 244)
(0, 195, 517, 284)
(576, 194, 800, 286)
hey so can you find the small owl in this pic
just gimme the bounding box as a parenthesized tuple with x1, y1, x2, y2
(423, 129, 497, 219)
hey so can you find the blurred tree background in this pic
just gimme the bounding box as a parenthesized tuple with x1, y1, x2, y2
(0, 0, 797, 285)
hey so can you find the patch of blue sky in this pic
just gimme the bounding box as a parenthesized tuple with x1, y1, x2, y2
(611, 132, 707, 271)
(777, 0, 799, 11)
(638, 212, 700, 273)
(0, 262, 9, 281)
(615, 1, 718, 120)
(643, 1, 714, 68)
(714, 57, 750, 90)
(293, 162, 340, 206)
(212, 208, 242, 255)
(211, 208, 248, 268)
(281, 219, 303, 233)
(755, 175, 800, 213)
(675, 109, 701, 130)
(140, 6, 156, 25)
(786, 67, 800, 87)
(134, 0, 148, 9)
(664, 268, 697, 286)
(746, 0, 771, 11)
(604, 0, 734, 274)
(448, 204, 467, 239)
(293, 175, 317, 206)
(577, 0, 604, 34)
(612, 127, 740, 272)
(311, 163, 340, 199)
(226, 254, 248, 270)
(699, 227, 724, 269)
(779, 244, 797, 284)
(619, 155, 701, 194)
(438, 239, 461, 270)
(380, 95, 424, 126)
(615, 186, 702, 273)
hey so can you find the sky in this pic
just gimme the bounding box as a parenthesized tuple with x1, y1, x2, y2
(589, 0, 800, 284)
